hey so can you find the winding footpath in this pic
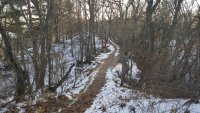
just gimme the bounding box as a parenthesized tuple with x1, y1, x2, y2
(63, 40, 119, 113)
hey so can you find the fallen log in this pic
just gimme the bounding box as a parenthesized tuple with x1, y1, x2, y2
(49, 63, 75, 92)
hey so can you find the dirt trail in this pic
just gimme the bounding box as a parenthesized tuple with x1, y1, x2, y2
(63, 40, 119, 113)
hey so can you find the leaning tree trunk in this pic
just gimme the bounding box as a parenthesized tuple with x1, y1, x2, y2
(0, 23, 27, 102)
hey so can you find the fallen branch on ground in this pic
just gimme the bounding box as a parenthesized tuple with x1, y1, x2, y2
(49, 63, 75, 92)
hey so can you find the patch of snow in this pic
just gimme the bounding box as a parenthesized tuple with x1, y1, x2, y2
(109, 39, 120, 57)
(18, 108, 25, 113)
(85, 63, 200, 113)
(0, 35, 117, 112)
(112, 61, 141, 82)
(85, 68, 133, 113)
(83, 70, 99, 92)
(0, 108, 7, 113)
(56, 40, 115, 100)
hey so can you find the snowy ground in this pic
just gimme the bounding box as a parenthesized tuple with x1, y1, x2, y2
(56, 41, 115, 100)
(85, 64, 200, 113)
(0, 37, 115, 112)
(2, 37, 200, 113)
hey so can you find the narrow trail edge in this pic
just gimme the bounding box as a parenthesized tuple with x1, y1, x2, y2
(63, 39, 119, 113)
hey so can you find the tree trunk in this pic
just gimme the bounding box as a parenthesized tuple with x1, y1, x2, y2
(0, 23, 27, 102)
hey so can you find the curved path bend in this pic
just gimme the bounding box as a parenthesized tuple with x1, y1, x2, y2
(63, 40, 119, 113)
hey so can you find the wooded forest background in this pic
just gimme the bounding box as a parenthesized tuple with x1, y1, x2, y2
(0, 0, 200, 103)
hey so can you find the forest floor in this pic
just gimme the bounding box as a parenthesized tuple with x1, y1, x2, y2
(63, 40, 119, 113)
(0, 37, 119, 113)
(2, 38, 200, 113)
